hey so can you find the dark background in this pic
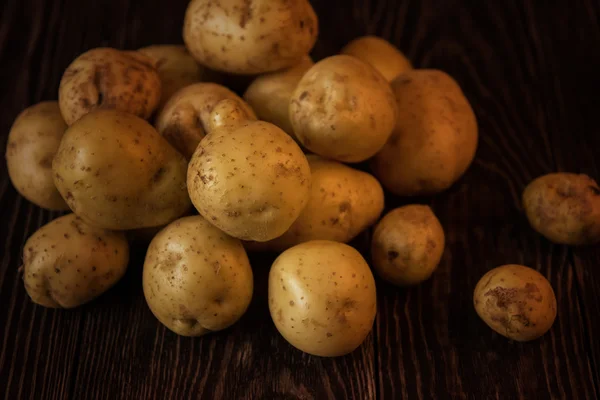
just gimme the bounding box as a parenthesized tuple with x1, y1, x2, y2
(1, 0, 600, 399)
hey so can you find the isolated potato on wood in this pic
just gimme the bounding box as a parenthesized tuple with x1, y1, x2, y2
(341, 36, 412, 81)
(58, 48, 161, 125)
(5, 101, 69, 210)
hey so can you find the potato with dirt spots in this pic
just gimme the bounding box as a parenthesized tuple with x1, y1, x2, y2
(22, 213, 129, 308)
(523, 173, 600, 245)
(268, 240, 377, 357)
(289, 55, 397, 163)
(58, 48, 161, 125)
(245, 155, 384, 252)
(371, 70, 478, 196)
(183, 0, 318, 75)
(52, 109, 191, 230)
(5, 101, 69, 211)
(155, 83, 256, 159)
(371, 205, 445, 286)
(244, 56, 314, 139)
(142, 215, 253, 336)
(340, 36, 412, 81)
(187, 99, 311, 242)
(473, 264, 557, 341)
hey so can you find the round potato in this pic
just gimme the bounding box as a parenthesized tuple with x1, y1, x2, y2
(155, 83, 256, 159)
(246, 155, 384, 252)
(183, 0, 318, 75)
(289, 55, 397, 162)
(58, 48, 161, 125)
(22, 213, 129, 308)
(371, 205, 445, 286)
(473, 264, 557, 341)
(371, 70, 478, 196)
(340, 36, 412, 81)
(143, 215, 253, 336)
(244, 56, 314, 139)
(6, 102, 69, 210)
(53, 109, 191, 230)
(523, 173, 600, 245)
(268, 240, 377, 357)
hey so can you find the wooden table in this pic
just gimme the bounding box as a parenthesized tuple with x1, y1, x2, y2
(1, 1, 599, 399)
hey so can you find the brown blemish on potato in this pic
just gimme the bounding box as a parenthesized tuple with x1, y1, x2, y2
(239, 0, 253, 28)
(289, 300, 295, 306)
(387, 250, 399, 261)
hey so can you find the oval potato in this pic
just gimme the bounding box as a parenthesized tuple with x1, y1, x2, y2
(341, 36, 412, 81)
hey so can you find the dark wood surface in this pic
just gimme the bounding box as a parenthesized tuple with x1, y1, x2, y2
(1, 0, 599, 399)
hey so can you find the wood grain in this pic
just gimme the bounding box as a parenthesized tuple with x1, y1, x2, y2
(1, 0, 599, 399)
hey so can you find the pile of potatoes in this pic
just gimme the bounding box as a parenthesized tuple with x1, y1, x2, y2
(5, 0, 600, 356)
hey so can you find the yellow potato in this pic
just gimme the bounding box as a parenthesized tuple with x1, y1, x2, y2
(473, 264, 557, 341)
(143, 215, 253, 336)
(6, 101, 69, 210)
(22, 213, 129, 308)
(371, 205, 445, 286)
(341, 36, 412, 81)
(269, 240, 377, 357)
(371, 69, 478, 196)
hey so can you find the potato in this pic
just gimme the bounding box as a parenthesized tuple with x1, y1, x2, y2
(188, 100, 311, 242)
(473, 264, 557, 341)
(244, 56, 314, 139)
(183, 0, 318, 75)
(268, 240, 377, 357)
(5, 102, 69, 210)
(371, 205, 445, 286)
(53, 109, 191, 230)
(22, 213, 129, 308)
(143, 215, 253, 336)
(522, 173, 600, 245)
(340, 36, 412, 81)
(155, 83, 256, 159)
(138, 45, 209, 111)
(58, 48, 161, 125)
(371, 70, 478, 196)
(246, 155, 384, 252)
(289, 55, 397, 163)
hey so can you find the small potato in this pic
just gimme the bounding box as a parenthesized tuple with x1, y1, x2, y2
(143, 215, 253, 336)
(340, 36, 412, 81)
(246, 155, 384, 252)
(523, 173, 600, 245)
(53, 109, 191, 230)
(138, 45, 209, 111)
(473, 264, 557, 341)
(371, 70, 478, 196)
(268, 240, 377, 357)
(371, 205, 445, 286)
(183, 0, 318, 75)
(22, 213, 129, 308)
(289, 55, 397, 162)
(155, 83, 256, 159)
(244, 57, 314, 139)
(6, 102, 69, 210)
(58, 48, 161, 125)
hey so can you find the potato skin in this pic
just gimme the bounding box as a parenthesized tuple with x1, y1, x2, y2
(155, 83, 256, 159)
(289, 55, 397, 163)
(473, 264, 557, 341)
(268, 240, 377, 357)
(523, 173, 600, 245)
(6, 102, 69, 210)
(371, 70, 478, 196)
(341, 36, 412, 81)
(183, 0, 318, 75)
(53, 109, 191, 230)
(244, 56, 313, 139)
(142, 216, 253, 336)
(246, 155, 384, 252)
(58, 48, 161, 125)
(371, 205, 445, 286)
(188, 120, 311, 242)
(22, 213, 129, 308)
